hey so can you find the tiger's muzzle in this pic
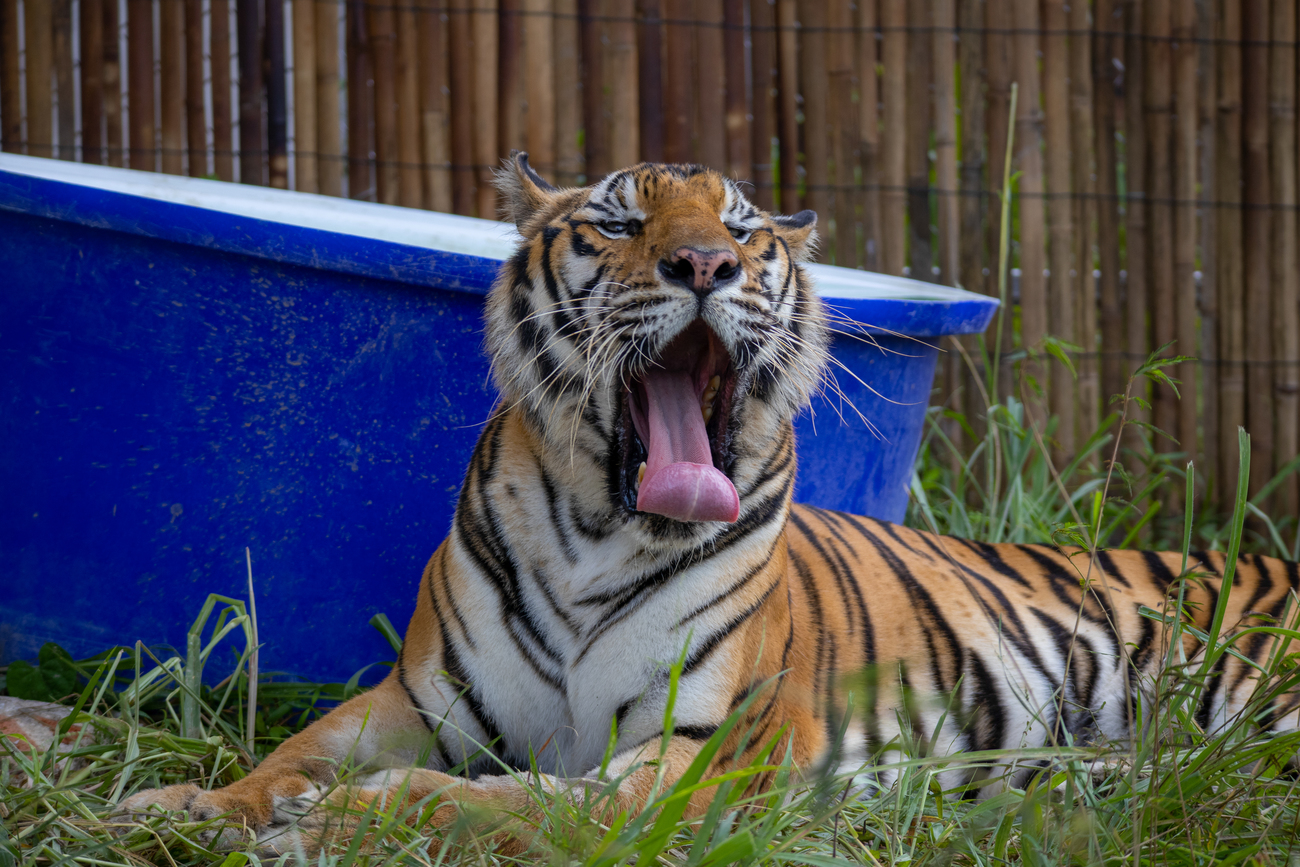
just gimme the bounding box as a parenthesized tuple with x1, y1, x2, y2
(619, 319, 739, 523)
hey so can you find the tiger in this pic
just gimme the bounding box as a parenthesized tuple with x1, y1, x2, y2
(117, 153, 1300, 856)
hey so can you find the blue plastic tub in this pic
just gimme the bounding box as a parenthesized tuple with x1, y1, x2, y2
(0, 155, 997, 680)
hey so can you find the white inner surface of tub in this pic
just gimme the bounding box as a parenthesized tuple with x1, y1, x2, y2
(2, 153, 979, 303)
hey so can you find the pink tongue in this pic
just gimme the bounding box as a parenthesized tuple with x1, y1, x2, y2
(636, 369, 740, 523)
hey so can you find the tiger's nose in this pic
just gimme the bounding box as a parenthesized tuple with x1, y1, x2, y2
(661, 247, 740, 296)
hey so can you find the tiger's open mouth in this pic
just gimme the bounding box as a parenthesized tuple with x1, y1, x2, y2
(619, 320, 740, 523)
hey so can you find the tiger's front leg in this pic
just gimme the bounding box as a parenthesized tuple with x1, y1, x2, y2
(299, 734, 719, 857)
(114, 673, 432, 851)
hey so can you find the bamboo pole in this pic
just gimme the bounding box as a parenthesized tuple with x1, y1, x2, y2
(448, 0, 474, 211)
(1172, 0, 1198, 474)
(315, 0, 340, 195)
(1012, 0, 1045, 419)
(800, 0, 829, 261)
(826, 0, 855, 268)
(499, 0, 523, 157)
(857, 0, 880, 269)
(931, 0, 957, 452)
(126, 0, 152, 169)
(637, 0, 664, 164)
(832, 0, 852, 267)
(775, 0, 799, 211)
(957, 0, 984, 294)
(210, 0, 233, 180)
(878, 0, 904, 274)
(1196, 0, 1217, 489)
(750, 0, 776, 210)
(267, 0, 288, 189)
(0, 0, 20, 154)
(473, 0, 499, 215)
(27, 0, 54, 159)
(1043, 0, 1076, 457)
(396, 0, 421, 206)
(368, 0, 398, 203)
(905, 0, 932, 280)
(52, 0, 74, 158)
(160, 0, 185, 174)
(347, 0, 374, 198)
(1215, 0, 1243, 506)
(579, 0, 608, 175)
(984, 0, 1011, 309)
(554, 0, 582, 184)
(104, 0, 123, 166)
(956, 0, 985, 448)
(1145, 0, 1176, 450)
(1095, 0, 1123, 410)
(1070, 0, 1098, 447)
(293, 0, 318, 191)
(1243, 0, 1273, 499)
(417, 0, 451, 206)
(1270, 0, 1298, 513)
(523, 0, 556, 178)
(1123, 0, 1149, 438)
(605, 0, 638, 168)
(697, 0, 725, 169)
(0, 0, 17, 153)
(722, 0, 749, 182)
(664, 0, 692, 163)
(185, 0, 206, 175)
(238, 0, 265, 183)
(933, 0, 957, 285)
(80, 0, 105, 163)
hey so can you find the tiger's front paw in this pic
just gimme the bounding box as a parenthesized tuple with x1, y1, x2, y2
(114, 783, 292, 851)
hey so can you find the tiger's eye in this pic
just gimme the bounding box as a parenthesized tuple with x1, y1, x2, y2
(602, 221, 629, 235)
(729, 226, 751, 243)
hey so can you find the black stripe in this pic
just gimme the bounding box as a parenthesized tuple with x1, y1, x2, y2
(396, 648, 437, 734)
(967, 653, 1007, 752)
(454, 429, 567, 691)
(841, 517, 965, 695)
(675, 724, 721, 742)
(1140, 550, 1179, 595)
(615, 696, 638, 730)
(681, 580, 781, 676)
(439, 624, 503, 749)
(956, 538, 1034, 589)
(787, 509, 862, 635)
(1020, 547, 1118, 649)
(539, 467, 580, 565)
(576, 481, 790, 612)
(430, 542, 476, 653)
(737, 427, 794, 499)
(907, 529, 1060, 688)
(1094, 550, 1131, 589)
(1227, 555, 1280, 697)
(788, 548, 830, 676)
(674, 550, 776, 628)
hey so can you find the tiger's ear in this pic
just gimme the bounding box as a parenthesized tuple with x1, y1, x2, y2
(497, 151, 560, 233)
(771, 209, 819, 262)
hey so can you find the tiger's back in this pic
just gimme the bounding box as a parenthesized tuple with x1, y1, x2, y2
(784, 505, 1300, 784)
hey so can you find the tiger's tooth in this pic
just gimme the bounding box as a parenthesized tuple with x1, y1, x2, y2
(637, 461, 646, 485)
(703, 405, 714, 423)
(708, 375, 721, 391)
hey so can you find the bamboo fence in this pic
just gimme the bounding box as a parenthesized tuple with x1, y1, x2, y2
(2, 0, 1300, 510)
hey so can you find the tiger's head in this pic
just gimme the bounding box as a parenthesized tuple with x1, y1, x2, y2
(486, 152, 830, 542)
